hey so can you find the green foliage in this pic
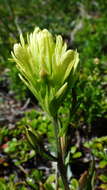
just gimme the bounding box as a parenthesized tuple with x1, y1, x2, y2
(65, 145, 82, 165)
(75, 17, 107, 59)
(72, 5, 107, 126)
(70, 178, 79, 190)
(18, 109, 55, 150)
(1, 0, 107, 189)
(84, 136, 107, 169)
(0, 175, 27, 190)
(99, 174, 107, 190)
(8, 65, 27, 100)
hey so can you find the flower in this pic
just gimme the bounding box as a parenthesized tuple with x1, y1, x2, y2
(12, 27, 79, 116)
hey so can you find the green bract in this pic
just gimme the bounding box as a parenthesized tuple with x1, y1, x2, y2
(12, 27, 79, 116)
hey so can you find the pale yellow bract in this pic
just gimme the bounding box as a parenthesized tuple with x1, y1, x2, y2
(12, 27, 79, 116)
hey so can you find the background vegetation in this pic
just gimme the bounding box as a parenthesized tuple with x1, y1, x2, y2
(0, 0, 107, 189)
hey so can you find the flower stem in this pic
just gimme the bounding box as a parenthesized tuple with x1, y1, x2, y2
(53, 116, 70, 190)
(55, 162, 59, 190)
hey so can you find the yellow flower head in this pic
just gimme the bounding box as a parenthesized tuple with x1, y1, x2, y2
(12, 27, 79, 116)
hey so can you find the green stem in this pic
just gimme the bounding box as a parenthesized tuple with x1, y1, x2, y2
(55, 162, 59, 190)
(53, 116, 70, 190)
(53, 117, 59, 190)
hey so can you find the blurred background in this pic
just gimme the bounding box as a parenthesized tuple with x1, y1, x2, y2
(0, 0, 107, 189)
(0, 0, 107, 100)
